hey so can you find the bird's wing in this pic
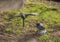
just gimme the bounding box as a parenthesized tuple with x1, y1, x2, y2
(25, 13, 38, 17)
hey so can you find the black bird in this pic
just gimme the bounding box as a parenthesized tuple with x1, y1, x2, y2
(17, 13, 38, 27)
(9, 12, 38, 27)
(36, 22, 47, 35)
(16, 13, 38, 18)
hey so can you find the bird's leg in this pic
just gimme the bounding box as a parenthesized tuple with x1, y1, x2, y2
(22, 18, 25, 28)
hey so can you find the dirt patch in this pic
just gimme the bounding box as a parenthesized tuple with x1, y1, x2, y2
(32, 0, 60, 9)
(0, 0, 24, 12)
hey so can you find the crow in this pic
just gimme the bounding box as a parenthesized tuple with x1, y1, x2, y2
(15, 12, 38, 19)
(36, 21, 47, 35)
(8, 12, 38, 20)
(8, 12, 38, 27)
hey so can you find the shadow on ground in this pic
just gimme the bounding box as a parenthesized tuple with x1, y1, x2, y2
(18, 32, 40, 42)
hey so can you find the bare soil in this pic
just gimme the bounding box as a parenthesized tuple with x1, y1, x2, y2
(34, 0, 60, 9)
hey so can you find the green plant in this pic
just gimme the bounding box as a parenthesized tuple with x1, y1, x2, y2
(55, 37, 60, 42)
(39, 33, 50, 40)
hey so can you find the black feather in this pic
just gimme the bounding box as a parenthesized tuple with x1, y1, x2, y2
(36, 22, 45, 30)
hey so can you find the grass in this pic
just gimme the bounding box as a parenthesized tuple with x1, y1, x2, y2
(55, 37, 60, 42)
(0, 1, 60, 42)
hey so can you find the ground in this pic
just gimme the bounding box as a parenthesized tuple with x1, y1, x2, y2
(0, 0, 60, 42)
